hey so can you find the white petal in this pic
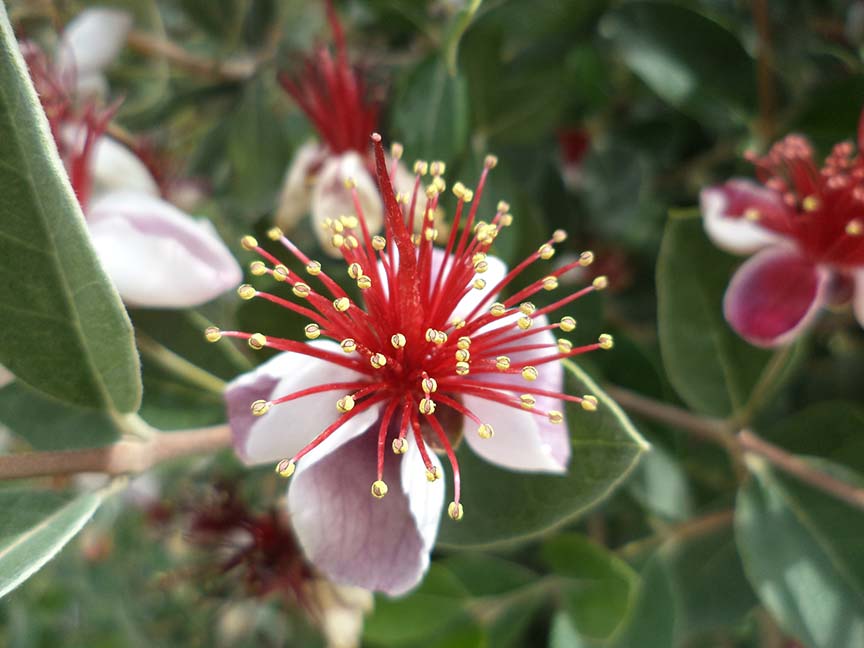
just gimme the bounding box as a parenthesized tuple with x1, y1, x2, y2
(450, 252, 507, 322)
(225, 342, 378, 465)
(311, 152, 382, 255)
(700, 180, 786, 255)
(90, 136, 160, 198)
(275, 141, 324, 231)
(0, 365, 14, 389)
(58, 8, 132, 89)
(86, 191, 241, 308)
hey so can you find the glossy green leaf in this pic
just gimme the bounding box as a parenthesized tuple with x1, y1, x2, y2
(443, 0, 482, 75)
(657, 213, 772, 418)
(0, 5, 141, 412)
(736, 458, 864, 647)
(0, 489, 105, 599)
(608, 557, 677, 648)
(438, 360, 648, 548)
(600, 2, 756, 130)
(626, 443, 693, 522)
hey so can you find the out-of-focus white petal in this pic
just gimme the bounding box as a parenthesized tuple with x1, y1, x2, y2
(275, 141, 325, 232)
(0, 365, 14, 389)
(852, 270, 864, 329)
(58, 8, 132, 93)
(700, 180, 787, 255)
(311, 152, 382, 255)
(91, 136, 160, 198)
(86, 191, 241, 308)
(225, 342, 378, 465)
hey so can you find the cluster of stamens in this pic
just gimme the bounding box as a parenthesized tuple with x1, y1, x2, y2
(208, 134, 613, 520)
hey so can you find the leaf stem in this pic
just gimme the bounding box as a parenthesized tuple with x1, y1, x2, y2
(616, 509, 734, 559)
(136, 332, 226, 395)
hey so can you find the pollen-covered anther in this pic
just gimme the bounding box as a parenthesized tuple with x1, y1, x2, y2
(542, 276, 559, 291)
(303, 260, 321, 276)
(474, 259, 489, 273)
(552, 229, 568, 243)
(424, 227, 439, 242)
(425, 467, 440, 482)
(391, 333, 407, 349)
(497, 200, 510, 213)
(292, 282, 311, 298)
(462, 188, 474, 202)
(419, 398, 436, 415)
(430, 160, 445, 176)
(847, 219, 863, 236)
(392, 438, 407, 455)
(370, 353, 387, 369)
(357, 275, 372, 290)
(490, 302, 507, 317)
(347, 263, 362, 279)
(455, 361, 470, 376)
(560, 316, 577, 332)
(273, 264, 289, 282)
(557, 338, 573, 353)
(517, 315, 533, 330)
(500, 213, 514, 227)
(802, 195, 820, 212)
(519, 302, 537, 315)
(240, 235, 258, 250)
(345, 235, 359, 249)
(579, 251, 595, 267)
(237, 284, 256, 300)
(267, 227, 283, 241)
(248, 333, 267, 350)
(473, 278, 486, 290)
(581, 395, 599, 412)
(519, 394, 536, 410)
(548, 411, 564, 424)
(521, 366, 538, 381)
(425, 328, 438, 343)
(333, 297, 350, 312)
(452, 182, 467, 199)
(413, 160, 429, 175)
(592, 276, 609, 290)
(275, 459, 295, 478)
(477, 423, 494, 439)
(331, 233, 345, 248)
(391, 142, 404, 160)
(495, 356, 511, 371)
(484, 154, 498, 169)
(434, 331, 448, 345)
(251, 399, 271, 416)
(204, 326, 222, 342)
(371, 480, 389, 499)
(743, 208, 760, 222)
(336, 395, 356, 413)
(340, 338, 357, 353)
(538, 243, 555, 260)
(421, 376, 438, 394)
(598, 334, 614, 350)
(343, 177, 356, 190)
(250, 260, 267, 276)
(448, 502, 464, 521)
(451, 317, 466, 329)
(304, 323, 321, 339)
(372, 235, 386, 251)
(455, 349, 470, 362)
(457, 336, 472, 350)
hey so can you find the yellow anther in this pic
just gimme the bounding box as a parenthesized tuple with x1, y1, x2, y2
(560, 316, 577, 332)
(500, 213, 514, 227)
(267, 227, 283, 241)
(548, 411, 564, 424)
(251, 399, 270, 416)
(472, 252, 487, 264)
(484, 154, 498, 168)
(455, 349, 470, 362)
(248, 333, 267, 350)
(304, 323, 321, 339)
(370, 353, 387, 369)
(424, 227, 439, 242)
(434, 331, 448, 345)
(433, 176, 446, 193)
(744, 208, 760, 222)
(457, 336, 471, 350)
(357, 275, 372, 290)
(599, 334, 614, 350)
(331, 233, 345, 248)
(517, 315, 533, 330)
(430, 161, 446, 176)
(413, 160, 429, 175)
(345, 235, 359, 249)
(425, 328, 437, 343)
(581, 395, 599, 412)
(426, 467, 440, 482)
(392, 438, 408, 455)
(455, 361, 470, 376)
(538, 243, 555, 260)
(448, 502, 464, 521)
(477, 423, 494, 439)
(579, 251, 595, 267)
(237, 284, 256, 300)
(347, 262, 362, 279)
(847, 219, 863, 235)
(293, 283, 311, 299)
(204, 326, 222, 342)
(802, 195, 820, 212)
(337, 395, 355, 413)
(426, 185, 439, 199)
(453, 181, 467, 199)
(451, 318, 466, 329)
(273, 264, 289, 281)
(340, 338, 357, 353)
(391, 142, 404, 160)
(496, 356, 511, 371)
(372, 235, 386, 251)
(519, 302, 536, 315)
(490, 302, 506, 317)
(371, 480, 389, 499)
(411, 233, 422, 245)
(542, 276, 559, 291)
(275, 459, 295, 478)
(497, 200, 511, 213)
(306, 260, 322, 276)
(520, 394, 536, 409)
(333, 297, 350, 312)
(343, 177, 356, 190)
(473, 278, 487, 290)
(322, 218, 333, 230)
(521, 366, 538, 381)
(240, 235, 258, 250)
(419, 398, 436, 415)
(474, 260, 488, 273)
(421, 377, 438, 395)
(250, 260, 267, 276)
(340, 215, 359, 229)
(462, 189, 474, 202)
(593, 275, 609, 290)
(552, 229, 568, 243)
(391, 333, 407, 349)
(557, 339, 573, 353)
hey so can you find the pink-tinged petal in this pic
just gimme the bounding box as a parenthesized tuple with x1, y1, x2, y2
(724, 247, 830, 347)
(91, 136, 159, 197)
(288, 426, 443, 596)
(700, 180, 787, 255)
(86, 191, 242, 308)
(57, 8, 132, 90)
(462, 315, 569, 472)
(311, 152, 382, 255)
(854, 271, 864, 329)
(225, 342, 379, 465)
(0, 365, 14, 389)
(275, 141, 325, 232)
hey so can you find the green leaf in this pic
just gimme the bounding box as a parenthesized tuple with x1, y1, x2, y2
(626, 443, 693, 522)
(443, 0, 482, 76)
(600, 2, 756, 130)
(656, 213, 773, 418)
(735, 458, 864, 647)
(542, 534, 639, 640)
(608, 557, 677, 648)
(438, 360, 648, 548)
(0, 489, 105, 599)
(0, 5, 141, 412)
(549, 611, 592, 648)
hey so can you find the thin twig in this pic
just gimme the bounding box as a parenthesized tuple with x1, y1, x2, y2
(751, 0, 777, 142)
(0, 425, 231, 481)
(617, 509, 734, 559)
(137, 332, 227, 395)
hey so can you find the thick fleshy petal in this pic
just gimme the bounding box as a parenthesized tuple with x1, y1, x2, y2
(289, 426, 443, 596)
(275, 141, 325, 232)
(700, 180, 787, 255)
(86, 191, 242, 308)
(225, 342, 379, 465)
(854, 271, 864, 329)
(462, 315, 569, 472)
(91, 136, 160, 198)
(311, 152, 382, 255)
(724, 247, 830, 347)
(57, 8, 132, 91)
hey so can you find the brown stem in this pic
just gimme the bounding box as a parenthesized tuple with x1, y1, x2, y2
(0, 425, 231, 481)
(617, 509, 734, 559)
(751, 0, 777, 142)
